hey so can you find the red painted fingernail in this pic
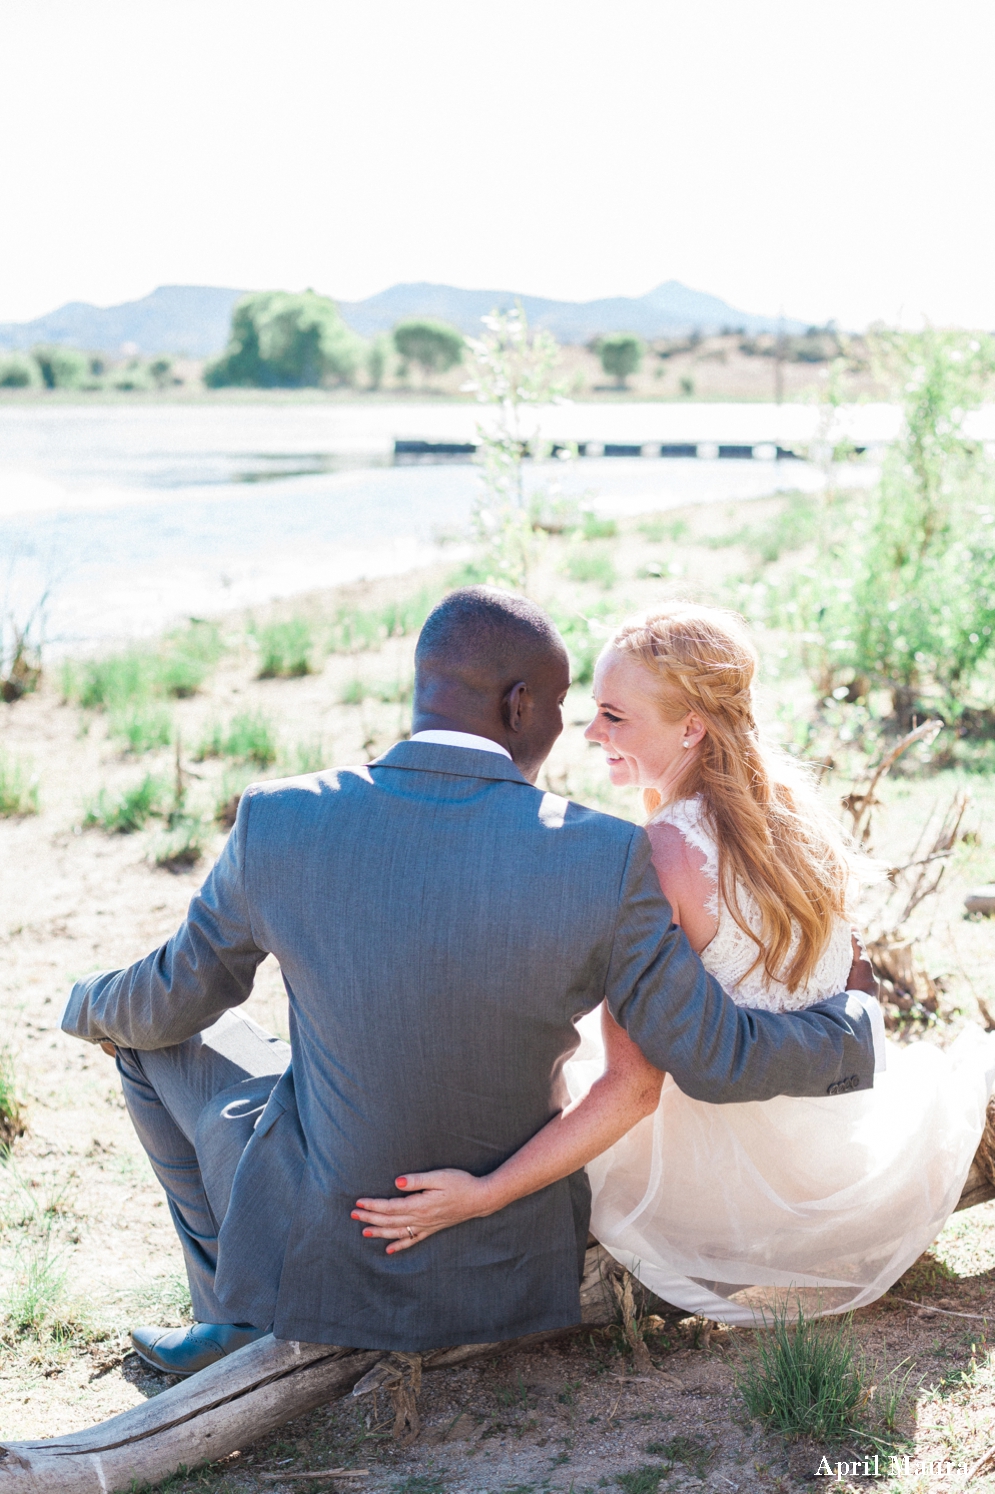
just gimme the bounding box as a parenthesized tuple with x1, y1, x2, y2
(363, 1229, 372, 1236)
(396, 1177, 408, 1188)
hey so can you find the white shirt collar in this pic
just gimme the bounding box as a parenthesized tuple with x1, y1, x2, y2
(408, 730, 512, 760)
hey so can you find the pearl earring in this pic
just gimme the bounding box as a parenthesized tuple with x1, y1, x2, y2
(682, 738, 690, 748)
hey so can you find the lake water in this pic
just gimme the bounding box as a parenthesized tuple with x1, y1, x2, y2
(0, 401, 888, 649)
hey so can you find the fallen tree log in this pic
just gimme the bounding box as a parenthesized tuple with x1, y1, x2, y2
(0, 1249, 621, 1493)
(4, 1104, 995, 1494)
(958, 1097, 995, 1213)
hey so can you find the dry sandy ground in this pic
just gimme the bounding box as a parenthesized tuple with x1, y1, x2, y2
(1, 510, 995, 1491)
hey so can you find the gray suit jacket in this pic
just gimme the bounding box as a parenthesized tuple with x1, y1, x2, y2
(63, 743, 875, 1349)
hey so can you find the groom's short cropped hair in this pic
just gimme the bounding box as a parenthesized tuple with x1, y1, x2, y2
(416, 587, 563, 676)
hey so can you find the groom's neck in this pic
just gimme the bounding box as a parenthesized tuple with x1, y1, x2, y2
(410, 708, 508, 749)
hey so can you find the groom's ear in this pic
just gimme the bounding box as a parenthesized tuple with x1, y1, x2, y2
(502, 681, 529, 734)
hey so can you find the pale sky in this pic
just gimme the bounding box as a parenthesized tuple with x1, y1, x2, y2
(1, 0, 993, 330)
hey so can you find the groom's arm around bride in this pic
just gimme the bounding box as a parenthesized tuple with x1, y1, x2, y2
(61, 587, 880, 1373)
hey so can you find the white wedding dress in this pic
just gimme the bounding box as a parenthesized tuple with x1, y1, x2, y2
(565, 796, 995, 1324)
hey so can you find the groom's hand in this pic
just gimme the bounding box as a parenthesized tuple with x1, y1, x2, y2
(351, 1169, 495, 1254)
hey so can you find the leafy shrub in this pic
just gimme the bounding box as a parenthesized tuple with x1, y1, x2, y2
(197, 713, 276, 768)
(737, 1304, 867, 1439)
(465, 306, 567, 590)
(596, 332, 645, 387)
(0, 355, 39, 389)
(149, 356, 174, 389)
(565, 544, 617, 589)
(0, 754, 39, 817)
(32, 345, 89, 390)
(111, 358, 152, 391)
(392, 319, 464, 380)
(256, 617, 314, 678)
(752, 330, 995, 727)
(84, 774, 168, 833)
(366, 334, 390, 390)
(109, 705, 174, 754)
(205, 290, 362, 388)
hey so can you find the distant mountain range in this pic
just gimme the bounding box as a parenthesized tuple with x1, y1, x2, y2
(0, 281, 808, 357)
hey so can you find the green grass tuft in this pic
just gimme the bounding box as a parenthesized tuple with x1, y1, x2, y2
(153, 816, 210, 872)
(256, 617, 315, 679)
(581, 513, 619, 541)
(84, 774, 168, 834)
(392, 1477, 445, 1494)
(617, 1466, 668, 1494)
(214, 766, 258, 828)
(0, 752, 39, 816)
(124, 1270, 194, 1333)
(644, 1434, 714, 1478)
(109, 704, 174, 754)
(0, 1048, 26, 1151)
(288, 739, 326, 774)
(565, 544, 617, 589)
(736, 1303, 868, 1440)
(196, 712, 276, 768)
(638, 516, 689, 543)
(5, 1236, 68, 1336)
(327, 591, 436, 655)
(62, 622, 224, 711)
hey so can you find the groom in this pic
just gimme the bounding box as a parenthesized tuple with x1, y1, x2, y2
(62, 587, 880, 1375)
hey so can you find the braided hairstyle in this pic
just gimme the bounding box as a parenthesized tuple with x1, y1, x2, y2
(610, 602, 856, 994)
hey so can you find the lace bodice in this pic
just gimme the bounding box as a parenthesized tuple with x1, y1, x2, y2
(649, 797, 853, 1012)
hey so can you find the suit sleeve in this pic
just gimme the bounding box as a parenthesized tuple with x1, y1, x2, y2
(604, 828, 876, 1101)
(61, 789, 267, 1050)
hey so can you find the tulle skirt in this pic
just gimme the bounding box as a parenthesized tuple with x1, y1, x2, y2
(565, 1010, 995, 1324)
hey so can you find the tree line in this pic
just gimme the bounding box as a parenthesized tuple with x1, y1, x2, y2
(0, 288, 841, 393)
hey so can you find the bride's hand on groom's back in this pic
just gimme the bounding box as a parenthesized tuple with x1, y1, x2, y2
(351, 1170, 495, 1254)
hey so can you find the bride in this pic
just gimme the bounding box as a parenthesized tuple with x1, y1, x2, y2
(353, 602, 995, 1322)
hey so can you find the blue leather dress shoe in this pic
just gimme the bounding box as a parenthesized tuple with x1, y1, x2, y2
(131, 1322, 267, 1376)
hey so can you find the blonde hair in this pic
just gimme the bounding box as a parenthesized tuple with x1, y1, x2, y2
(610, 603, 856, 994)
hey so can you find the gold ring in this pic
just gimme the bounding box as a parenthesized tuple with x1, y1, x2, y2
(407, 1227, 415, 1238)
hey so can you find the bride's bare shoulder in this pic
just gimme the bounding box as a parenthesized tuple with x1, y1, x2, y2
(644, 819, 718, 951)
